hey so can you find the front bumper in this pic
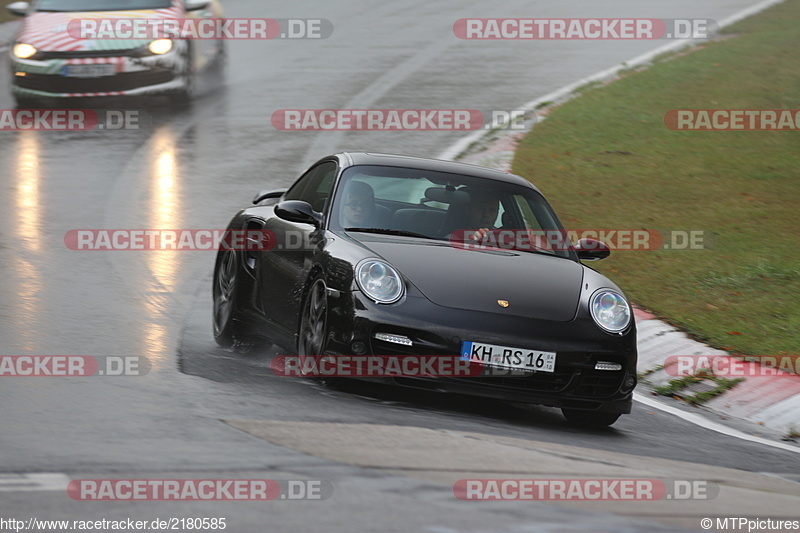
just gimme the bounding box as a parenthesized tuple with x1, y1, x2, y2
(10, 49, 184, 98)
(325, 291, 638, 414)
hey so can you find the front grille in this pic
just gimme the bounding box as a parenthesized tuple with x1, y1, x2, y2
(448, 367, 625, 397)
(573, 370, 626, 396)
(454, 370, 576, 393)
(15, 70, 175, 93)
(38, 49, 145, 60)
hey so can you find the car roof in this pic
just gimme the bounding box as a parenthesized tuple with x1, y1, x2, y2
(336, 152, 541, 193)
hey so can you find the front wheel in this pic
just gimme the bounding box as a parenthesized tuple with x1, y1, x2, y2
(212, 248, 241, 348)
(562, 409, 621, 428)
(169, 45, 194, 107)
(14, 95, 40, 109)
(297, 277, 328, 377)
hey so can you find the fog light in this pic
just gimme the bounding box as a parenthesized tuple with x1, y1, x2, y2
(595, 361, 623, 371)
(373, 333, 412, 346)
(351, 341, 366, 354)
(623, 375, 637, 391)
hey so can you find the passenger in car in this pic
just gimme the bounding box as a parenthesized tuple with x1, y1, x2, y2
(440, 187, 500, 241)
(467, 192, 500, 241)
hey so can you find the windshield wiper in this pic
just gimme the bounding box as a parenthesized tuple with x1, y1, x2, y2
(344, 228, 436, 240)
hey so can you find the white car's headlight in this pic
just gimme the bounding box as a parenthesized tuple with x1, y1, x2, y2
(148, 39, 173, 55)
(13, 43, 38, 59)
(355, 259, 404, 304)
(590, 289, 631, 333)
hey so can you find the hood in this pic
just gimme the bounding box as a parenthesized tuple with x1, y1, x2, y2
(360, 238, 585, 322)
(18, 8, 180, 51)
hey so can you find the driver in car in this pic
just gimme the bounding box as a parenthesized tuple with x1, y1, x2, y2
(466, 190, 500, 242)
(340, 181, 377, 228)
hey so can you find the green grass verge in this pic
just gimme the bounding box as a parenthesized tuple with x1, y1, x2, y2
(512, 0, 800, 358)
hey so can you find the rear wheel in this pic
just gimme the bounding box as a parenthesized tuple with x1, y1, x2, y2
(562, 409, 621, 428)
(297, 277, 328, 377)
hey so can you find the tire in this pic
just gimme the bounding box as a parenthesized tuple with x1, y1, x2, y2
(212, 248, 241, 348)
(169, 45, 194, 107)
(297, 277, 328, 377)
(14, 95, 39, 109)
(562, 409, 621, 428)
(210, 40, 227, 76)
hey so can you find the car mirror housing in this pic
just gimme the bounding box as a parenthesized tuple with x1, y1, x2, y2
(6, 1, 29, 17)
(575, 238, 611, 261)
(274, 200, 322, 227)
(184, 0, 210, 11)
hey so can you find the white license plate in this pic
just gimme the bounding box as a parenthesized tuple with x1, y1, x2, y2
(461, 341, 556, 373)
(63, 64, 116, 78)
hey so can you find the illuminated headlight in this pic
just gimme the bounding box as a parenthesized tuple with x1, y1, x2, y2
(148, 39, 173, 55)
(590, 290, 631, 333)
(13, 43, 38, 59)
(355, 259, 404, 304)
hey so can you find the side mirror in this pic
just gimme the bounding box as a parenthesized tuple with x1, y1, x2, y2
(275, 200, 322, 228)
(575, 238, 611, 261)
(184, 0, 210, 11)
(253, 188, 287, 205)
(6, 1, 30, 17)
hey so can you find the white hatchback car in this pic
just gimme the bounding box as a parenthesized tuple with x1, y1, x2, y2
(7, 0, 225, 105)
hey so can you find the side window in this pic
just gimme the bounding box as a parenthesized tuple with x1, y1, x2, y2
(284, 162, 338, 212)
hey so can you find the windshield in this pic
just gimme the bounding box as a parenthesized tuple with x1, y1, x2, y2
(331, 165, 574, 259)
(34, 0, 172, 11)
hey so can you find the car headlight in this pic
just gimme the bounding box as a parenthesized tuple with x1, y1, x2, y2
(590, 289, 631, 333)
(148, 39, 173, 55)
(13, 43, 38, 59)
(355, 259, 404, 304)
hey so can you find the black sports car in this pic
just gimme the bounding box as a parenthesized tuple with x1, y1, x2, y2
(213, 152, 637, 427)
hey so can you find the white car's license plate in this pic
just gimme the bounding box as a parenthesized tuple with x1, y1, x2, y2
(63, 64, 116, 78)
(461, 341, 557, 373)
